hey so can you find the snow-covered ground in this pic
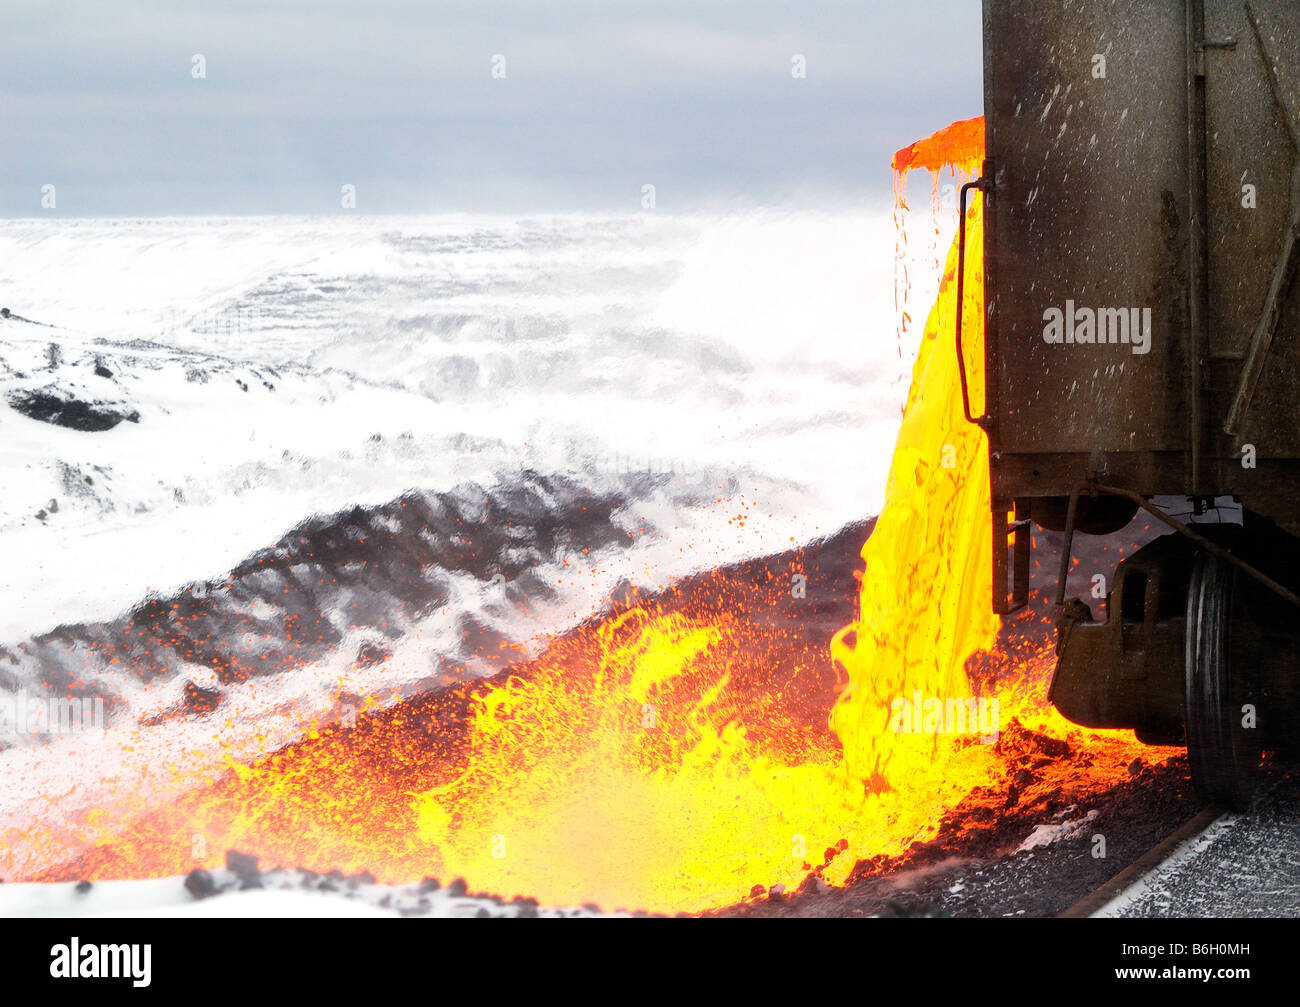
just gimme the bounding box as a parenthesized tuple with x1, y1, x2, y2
(0, 862, 610, 918)
(0, 207, 957, 911)
(1098, 780, 1300, 917)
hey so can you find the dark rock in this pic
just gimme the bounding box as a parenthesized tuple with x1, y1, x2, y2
(796, 874, 828, 896)
(7, 387, 139, 431)
(355, 640, 392, 669)
(184, 869, 218, 900)
(181, 680, 223, 716)
(74, 880, 92, 894)
(417, 877, 441, 893)
(225, 850, 260, 883)
(609, 579, 645, 608)
(93, 359, 112, 379)
(996, 718, 1071, 760)
(447, 878, 468, 897)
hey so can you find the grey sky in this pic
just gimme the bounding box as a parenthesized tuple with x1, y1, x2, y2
(2, 1, 981, 216)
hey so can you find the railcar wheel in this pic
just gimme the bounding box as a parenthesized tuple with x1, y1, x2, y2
(1184, 552, 1260, 811)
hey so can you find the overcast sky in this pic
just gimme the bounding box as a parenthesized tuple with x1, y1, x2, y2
(2, 1, 981, 216)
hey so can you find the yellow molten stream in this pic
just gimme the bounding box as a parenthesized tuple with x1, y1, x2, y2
(407, 188, 1003, 914)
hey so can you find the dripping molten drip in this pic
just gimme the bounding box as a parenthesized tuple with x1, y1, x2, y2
(10, 119, 1165, 914)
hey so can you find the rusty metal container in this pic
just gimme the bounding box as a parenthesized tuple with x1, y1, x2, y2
(974, 0, 1300, 807)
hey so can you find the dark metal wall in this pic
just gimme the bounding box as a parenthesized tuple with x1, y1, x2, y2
(982, 0, 1300, 535)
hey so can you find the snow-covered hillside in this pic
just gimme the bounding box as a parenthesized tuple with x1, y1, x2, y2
(0, 210, 950, 901)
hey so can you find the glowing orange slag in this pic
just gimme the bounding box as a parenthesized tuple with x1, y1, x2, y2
(892, 114, 985, 355)
(9, 118, 1166, 914)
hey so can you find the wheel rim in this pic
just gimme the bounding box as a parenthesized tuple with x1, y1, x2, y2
(1184, 551, 1258, 810)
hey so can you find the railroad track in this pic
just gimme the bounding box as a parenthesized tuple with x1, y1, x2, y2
(1059, 805, 1228, 918)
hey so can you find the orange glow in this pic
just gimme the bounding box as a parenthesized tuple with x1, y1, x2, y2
(7, 118, 1169, 913)
(892, 115, 985, 358)
(891, 115, 984, 181)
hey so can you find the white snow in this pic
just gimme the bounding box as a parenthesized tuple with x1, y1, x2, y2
(0, 211, 920, 641)
(0, 870, 610, 918)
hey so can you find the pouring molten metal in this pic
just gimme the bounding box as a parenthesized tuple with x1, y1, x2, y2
(11, 119, 1167, 914)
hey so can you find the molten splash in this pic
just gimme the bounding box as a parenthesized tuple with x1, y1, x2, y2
(892, 115, 984, 180)
(892, 115, 985, 355)
(9, 118, 1165, 913)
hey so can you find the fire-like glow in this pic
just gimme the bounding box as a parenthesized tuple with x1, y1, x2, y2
(10, 118, 1169, 914)
(834, 115, 995, 797)
(892, 115, 984, 353)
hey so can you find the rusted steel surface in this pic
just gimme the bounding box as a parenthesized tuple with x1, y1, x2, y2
(982, 0, 1300, 537)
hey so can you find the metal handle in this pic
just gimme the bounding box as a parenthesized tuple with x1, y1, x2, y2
(956, 178, 990, 429)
